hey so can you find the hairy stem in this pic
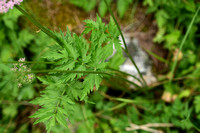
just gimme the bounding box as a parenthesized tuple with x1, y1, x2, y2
(26, 69, 142, 89)
(4, 60, 144, 86)
(103, 0, 147, 86)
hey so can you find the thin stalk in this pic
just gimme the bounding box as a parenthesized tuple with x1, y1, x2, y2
(5, 61, 144, 88)
(4, 61, 143, 87)
(25, 69, 142, 89)
(103, 0, 147, 86)
(100, 91, 148, 104)
(108, 102, 127, 111)
(170, 6, 200, 83)
(4, 60, 142, 85)
(95, 103, 127, 116)
(29, 69, 112, 74)
(15, 5, 65, 48)
(5, 60, 143, 88)
(112, 75, 142, 89)
(3, 61, 56, 64)
(149, 76, 199, 90)
(143, 48, 169, 64)
(107, 67, 144, 85)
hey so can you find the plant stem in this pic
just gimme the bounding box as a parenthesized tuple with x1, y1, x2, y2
(27, 69, 142, 89)
(143, 48, 168, 64)
(3, 61, 56, 64)
(150, 76, 199, 90)
(5, 60, 144, 87)
(170, 5, 200, 83)
(103, 0, 147, 86)
(107, 67, 144, 85)
(100, 91, 148, 104)
(15, 5, 65, 48)
(95, 103, 127, 116)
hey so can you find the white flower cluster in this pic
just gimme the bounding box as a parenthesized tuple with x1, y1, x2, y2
(10, 58, 34, 88)
(0, 0, 23, 13)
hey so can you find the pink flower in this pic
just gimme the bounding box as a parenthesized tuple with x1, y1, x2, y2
(0, 0, 23, 13)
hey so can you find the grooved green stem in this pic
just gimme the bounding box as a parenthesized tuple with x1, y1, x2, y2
(26, 69, 142, 89)
(5, 59, 143, 88)
(170, 5, 200, 83)
(103, 0, 147, 86)
(4, 60, 144, 86)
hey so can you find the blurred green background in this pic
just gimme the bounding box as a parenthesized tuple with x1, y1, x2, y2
(0, 0, 200, 132)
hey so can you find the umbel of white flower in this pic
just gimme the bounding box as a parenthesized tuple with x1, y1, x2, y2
(11, 58, 34, 88)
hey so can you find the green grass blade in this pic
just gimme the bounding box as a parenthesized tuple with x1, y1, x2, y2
(170, 5, 200, 82)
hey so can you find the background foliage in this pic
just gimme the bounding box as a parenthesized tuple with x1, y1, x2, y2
(69, 0, 133, 18)
(0, 0, 200, 133)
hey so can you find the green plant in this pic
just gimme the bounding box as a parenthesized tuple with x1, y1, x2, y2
(29, 15, 125, 132)
(1, 1, 200, 133)
(12, 2, 146, 131)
